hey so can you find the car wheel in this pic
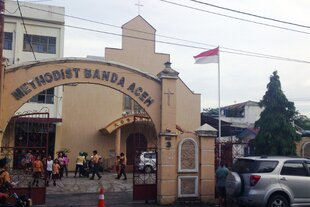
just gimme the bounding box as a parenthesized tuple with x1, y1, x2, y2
(225, 172, 242, 197)
(144, 165, 153, 173)
(267, 195, 289, 207)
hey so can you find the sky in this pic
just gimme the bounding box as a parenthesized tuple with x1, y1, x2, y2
(34, 0, 310, 116)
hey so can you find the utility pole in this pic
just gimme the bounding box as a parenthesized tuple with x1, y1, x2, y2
(0, 0, 4, 133)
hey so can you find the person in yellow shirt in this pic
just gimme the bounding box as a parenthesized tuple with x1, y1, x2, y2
(90, 150, 102, 180)
(74, 152, 86, 177)
(32, 156, 43, 187)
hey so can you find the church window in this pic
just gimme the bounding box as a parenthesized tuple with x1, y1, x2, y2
(178, 138, 198, 172)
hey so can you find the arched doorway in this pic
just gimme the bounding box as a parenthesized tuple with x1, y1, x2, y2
(126, 133, 147, 166)
(0, 58, 162, 138)
(0, 58, 162, 204)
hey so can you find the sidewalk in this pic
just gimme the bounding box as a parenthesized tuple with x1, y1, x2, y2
(32, 172, 212, 207)
(45, 172, 132, 194)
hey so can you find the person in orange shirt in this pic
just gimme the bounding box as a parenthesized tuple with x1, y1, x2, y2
(32, 156, 43, 187)
(52, 159, 60, 186)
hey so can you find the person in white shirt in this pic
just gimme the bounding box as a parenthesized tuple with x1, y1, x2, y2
(45, 155, 53, 187)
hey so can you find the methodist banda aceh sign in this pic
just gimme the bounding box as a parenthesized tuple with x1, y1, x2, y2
(11, 67, 155, 107)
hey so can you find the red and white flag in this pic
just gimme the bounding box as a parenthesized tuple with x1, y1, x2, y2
(193, 47, 219, 64)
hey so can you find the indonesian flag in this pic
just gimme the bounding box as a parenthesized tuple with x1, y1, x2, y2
(194, 47, 219, 64)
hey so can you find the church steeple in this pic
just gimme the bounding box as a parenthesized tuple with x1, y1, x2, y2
(105, 16, 170, 75)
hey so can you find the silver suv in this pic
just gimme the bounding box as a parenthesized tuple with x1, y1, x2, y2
(138, 151, 156, 173)
(226, 156, 310, 207)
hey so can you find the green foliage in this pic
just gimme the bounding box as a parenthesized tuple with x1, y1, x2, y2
(294, 114, 310, 130)
(203, 108, 218, 116)
(255, 71, 300, 155)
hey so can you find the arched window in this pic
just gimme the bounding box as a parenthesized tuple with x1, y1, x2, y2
(178, 138, 198, 172)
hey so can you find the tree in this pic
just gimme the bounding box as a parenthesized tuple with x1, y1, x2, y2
(254, 71, 300, 155)
(202, 108, 219, 117)
(294, 113, 310, 130)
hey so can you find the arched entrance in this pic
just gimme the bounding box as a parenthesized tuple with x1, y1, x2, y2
(0, 57, 208, 206)
(0, 58, 162, 137)
(0, 58, 163, 204)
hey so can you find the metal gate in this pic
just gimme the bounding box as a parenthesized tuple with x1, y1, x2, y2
(133, 147, 157, 201)
(0, 112, 50, 205)
(215, 141, 255, 169)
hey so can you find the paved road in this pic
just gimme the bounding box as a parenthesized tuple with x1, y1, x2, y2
(26, 172, 216, 207)
(38, 192, 212, 207)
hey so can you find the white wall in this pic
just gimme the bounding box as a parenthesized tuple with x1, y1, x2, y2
(220, 103, 263, 128)
(4, 0, 65, 118)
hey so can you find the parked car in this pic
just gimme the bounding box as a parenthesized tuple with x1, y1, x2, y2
(138, 151, 156, 173)
(226, 156, 310, 207)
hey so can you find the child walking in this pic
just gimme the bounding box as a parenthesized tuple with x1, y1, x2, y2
(52, 159, 60, 186)
(45, 155, 53, 187)
(32, 156, 43, 187)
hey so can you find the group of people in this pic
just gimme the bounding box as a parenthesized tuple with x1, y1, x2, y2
(74, 150, 102, 180)
(0, 149, 128, 196)
(20, 151, 70, 187)
(73, 150, 127, 181)
(45, 153, 69, 187)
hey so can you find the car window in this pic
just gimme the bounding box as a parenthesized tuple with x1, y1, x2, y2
(306, 162, 310, 172)
(144, 153, 151, 159)
(232, 159, 278, 173)
(255, 161, 278, 173)
(281, 162, 308, 176)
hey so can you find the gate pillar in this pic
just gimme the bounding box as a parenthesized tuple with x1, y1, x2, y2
(157, 62, 179, 205)
(196, 124, 217, 203)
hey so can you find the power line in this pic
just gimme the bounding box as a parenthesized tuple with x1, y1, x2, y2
(64, 24, 310, 64)
(159, 0, 310, 35)
(16, 0, 37, 61)
(11, 1, 310, 37)
(10, 3, 310, 64)
(6, 1, 310, 64)
(188, 0, 310, 30)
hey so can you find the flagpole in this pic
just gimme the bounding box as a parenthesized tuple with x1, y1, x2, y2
(218, 46, 221, 165)
(193, 47, 221, 164)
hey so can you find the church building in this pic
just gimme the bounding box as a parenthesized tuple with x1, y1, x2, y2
(0, 14, 216, 204)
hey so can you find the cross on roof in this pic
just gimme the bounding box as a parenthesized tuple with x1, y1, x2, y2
(135, 0, 143, 15)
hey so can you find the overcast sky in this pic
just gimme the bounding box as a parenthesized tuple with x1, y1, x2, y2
(35, 0, 310, 116)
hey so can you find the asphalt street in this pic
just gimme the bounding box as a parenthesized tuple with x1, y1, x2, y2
(24, 172, 216, 207)
(37, 192, 213, 207)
